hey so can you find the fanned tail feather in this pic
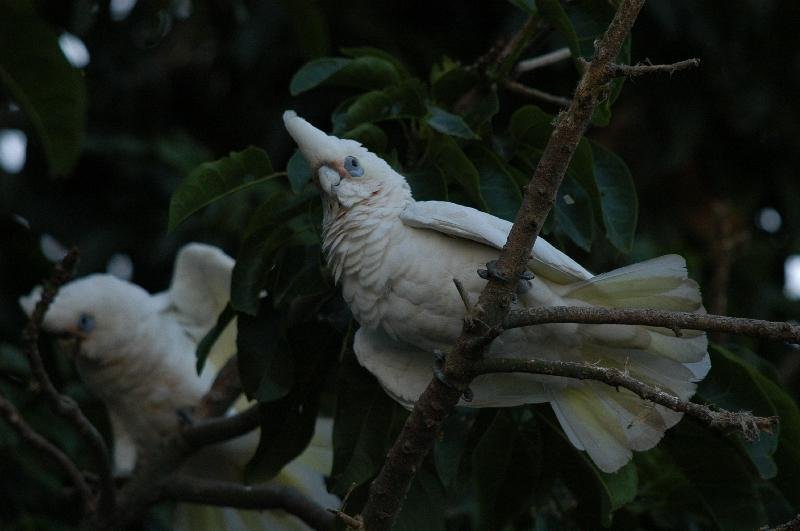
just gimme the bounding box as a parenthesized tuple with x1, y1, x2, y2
(551, 254, 710, 472)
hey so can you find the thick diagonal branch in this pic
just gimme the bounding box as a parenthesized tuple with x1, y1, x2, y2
(159, 476, 334, 530)
(361, 2, 647, 529)
(22, 248, 116, 516)
(503, 306, 800, 343)
(472, 358, 778, 440)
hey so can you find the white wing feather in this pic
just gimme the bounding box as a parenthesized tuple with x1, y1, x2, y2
(163, 243, 235, 341)
(400, 200, 592, 283)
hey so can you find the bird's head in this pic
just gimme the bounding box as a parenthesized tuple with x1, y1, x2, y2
(283, 111, 410, 211)
(19, 274, 155, 363)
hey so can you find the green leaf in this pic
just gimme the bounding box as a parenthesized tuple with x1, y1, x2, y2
(539, 409, 637, 527)
(591, 141, 637, 252)
(467, 144, 521, 221)
(231, 223, 293, 315)
(289, 56, 401, 95)
(433, 411, 474, 489)
(431, 64, 476, 102)
(343, 123, 388, 154)
(341, 46, 410, 78)
(245, 316, 337, 482)
(430, 134, 486, 210)
(664, 419, 768, 530)
(395, 465, 446, 531)
(697, 346, 780, 479)
(509, 105, 554, 149)
(405, 167, 448, 202)
(287, 149, 311, 194)
(473, 409, 542, 530)
(236, 304, 293, 403)
(168, 146, 278, 231)
(195, 304, 235, 375)
(426, 106, 478, 139)
(568, 137, 597, 197)
(538, 0, 581, 60)
(554, 175, 594, 251)
(0, 3, 87, 175)
(331, 350, 407, 496)
(343, 79, 427, 129)
(768, 378, 800, 507)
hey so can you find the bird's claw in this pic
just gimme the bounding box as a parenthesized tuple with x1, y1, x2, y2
(477, 261, 535, 286)
(477, 260, 509, 283)
(433, 350, 473, 402)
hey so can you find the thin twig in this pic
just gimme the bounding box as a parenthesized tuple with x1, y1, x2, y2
(0, 395, 95, 513)
(472, 358, 778, 440)
(452, 278, 472, 312)
(604, 57, 700, 79)
(505, 80, 572, 106)
(361, 2, 647, 528)
(22, 248, 116, 515)
(487, 14, 542, 81)
(516, 46, 572, 73)
(503, 306, 800, 343)
(159, 475, 334, 530)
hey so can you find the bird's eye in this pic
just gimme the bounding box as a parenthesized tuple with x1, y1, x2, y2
(344, 156, 364, 177)
(77, 313, 96, 334)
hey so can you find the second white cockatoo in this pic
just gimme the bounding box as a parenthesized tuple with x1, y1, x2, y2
(19, 242, 339, 530)
(283, 111, 711, 473)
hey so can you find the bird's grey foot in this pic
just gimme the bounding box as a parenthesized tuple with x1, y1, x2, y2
(176, 406, 195, 427)
(478, 261, 535, 284)
(433, 350, 473, 402)
(477, 260, 509, 283)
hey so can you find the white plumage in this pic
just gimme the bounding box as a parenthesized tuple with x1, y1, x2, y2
(284, 111, 711, 473)
(19, 242, 339, 530)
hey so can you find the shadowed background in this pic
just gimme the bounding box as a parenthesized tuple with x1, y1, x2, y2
(1, 1, 798, 529)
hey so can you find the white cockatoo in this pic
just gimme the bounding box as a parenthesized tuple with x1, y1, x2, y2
(19, 242, 339, 530)
(283, 111, 711, 473)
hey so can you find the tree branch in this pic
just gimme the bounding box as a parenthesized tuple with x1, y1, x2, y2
(605, 57, 700, 78)
(87, 381, 262, 529)
(516, 46, 572, 73)
(158, 475, 334, 530)
(22, 248, 116, 516)
(361, 2, 647, 529)
(193, 354, 242, 419)
(503, 306, 800, 343)
(504, 79, 572, 107)
(181, 403, 262, 448)
(0, 394, 95, 514)
(762, 514, 800, 531)
(472, 357, 778, 440)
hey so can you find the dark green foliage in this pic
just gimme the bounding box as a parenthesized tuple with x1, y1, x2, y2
(167, 146, 279, 231)
(1, 1, 799, 530)
(0, 1, 86, 175)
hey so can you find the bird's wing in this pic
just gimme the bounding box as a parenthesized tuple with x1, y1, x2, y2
(354, 327, 552, 408)
(400, 200, 592, 283)
(160, 243, 235, 341)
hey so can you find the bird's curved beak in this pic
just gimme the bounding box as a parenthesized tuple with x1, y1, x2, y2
(283, 110, 341, 172)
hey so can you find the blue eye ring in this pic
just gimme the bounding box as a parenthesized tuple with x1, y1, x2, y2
(77, 313, 95, 334)
(344, 156, 364, 177)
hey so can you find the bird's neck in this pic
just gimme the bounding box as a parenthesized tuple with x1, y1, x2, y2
(322, 181, 412, 284)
